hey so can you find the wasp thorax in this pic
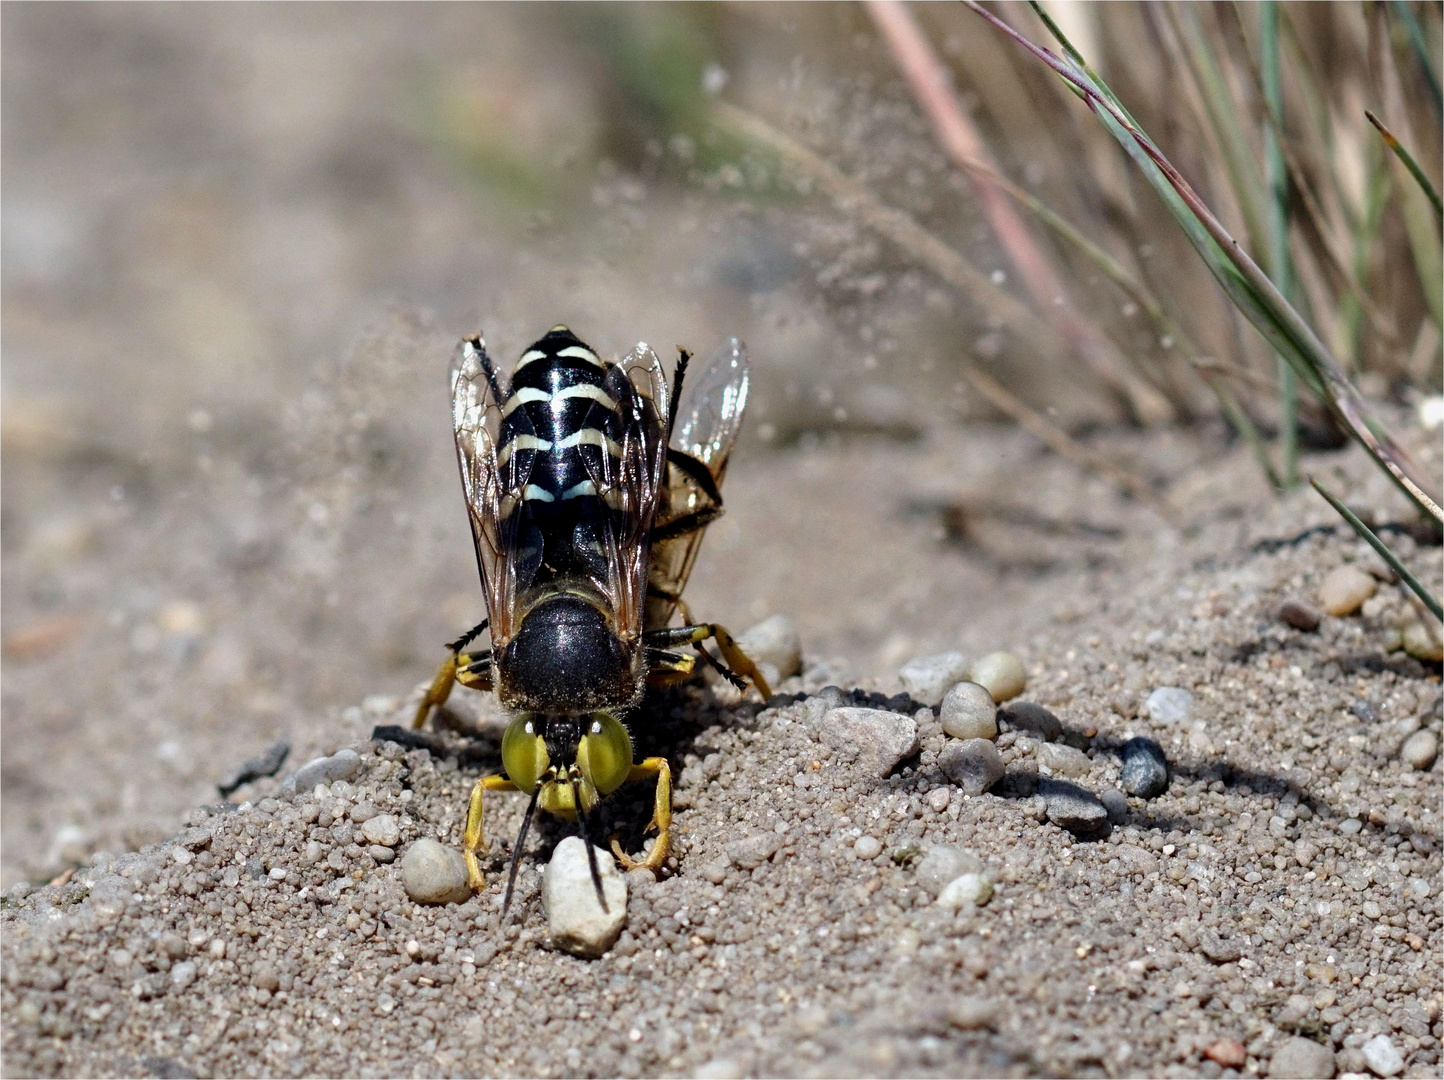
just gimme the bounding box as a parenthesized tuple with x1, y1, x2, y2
(496, 595, 639, 714)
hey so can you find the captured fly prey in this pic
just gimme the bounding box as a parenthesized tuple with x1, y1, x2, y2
(413, 326, 770, 913)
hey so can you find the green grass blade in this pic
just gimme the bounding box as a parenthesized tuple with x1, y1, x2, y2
(1366, 109, 1442, 219)
(1310, 478, 1442, 621)
(1261, 2, 1298, 488)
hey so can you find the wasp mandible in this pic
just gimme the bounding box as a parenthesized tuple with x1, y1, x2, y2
(413, 326, 770, 911)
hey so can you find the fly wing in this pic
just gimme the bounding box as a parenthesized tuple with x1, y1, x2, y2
(645, 337, 751, 630)
(573, 343, 669, 644)
(450, 336, 529, 647)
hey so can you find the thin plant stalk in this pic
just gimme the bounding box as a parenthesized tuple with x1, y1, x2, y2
(1365, 110, 1442, 219)
(1310, 478, 1441, 621)
(1260, 1, 1298, 487)
(966, 0, 1440, 526)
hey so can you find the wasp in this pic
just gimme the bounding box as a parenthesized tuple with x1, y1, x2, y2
(412, 326, 770, 911)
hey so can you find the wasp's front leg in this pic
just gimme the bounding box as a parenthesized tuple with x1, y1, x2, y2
(412, 620, 491, 729)
(463, 773, 518, 891)
(610, 757, 672, 873)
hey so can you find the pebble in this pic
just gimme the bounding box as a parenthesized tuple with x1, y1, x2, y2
(1038, 779, 1109, 835)
(542, 837, 627, 959)
(216, 740, 292, 798)
(820, 707, 919, 778)
(168, 961, 198, 991)
(1120, 736, 1169, 797)
(1269, 1037, 1335, 1079)
(360, 814, 400, 847)
(925, 787, 951, 813)
(947, 996, 999, 1030)
(897, 651, 970, 706)
(1401, 619, 1443, 662)
(288, 748, 363, 795)
(400, 838, 471, 905)
(936, 872, 992, 910)
(853, 835, 882, 859)
(1099, 788, 1129, 824)
(938, 738, 1004, 796)
(1199, 929, 1243, 963)
(737, 614, 803, 681)
(939, 681, 998, 740)
(724, 832, 781, 870)
(1360, 1034, 1403, 1077)
(1319, 565, 1376, 616)
(914, 844, 983, 897)
(1036, 742, 1090, 777)
(1279, 600, 1322, 632)
(1143, 686, 1194, 725)
(968, 651, 1026, 702)
(999, 701, 1062, 742)
(369, 845, 396, 864)
(1206, 1039, 1247, 1068)
(1400, 729, 1438, 771)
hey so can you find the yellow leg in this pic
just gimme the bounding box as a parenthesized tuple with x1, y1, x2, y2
(610, 757, 672, 872)
(463, 774, 518, 891)
(644, 623, 772, 699)
(413, 653, 458, 729)
(710, 624, 773, 700)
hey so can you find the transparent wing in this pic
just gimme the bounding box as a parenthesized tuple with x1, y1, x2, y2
(574, 343, 669, 643)
(450, 336, 528, 646)
(645, 338, 751, 630)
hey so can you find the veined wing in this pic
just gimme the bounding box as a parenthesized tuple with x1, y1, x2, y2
(450, 335, 531, 647)
(645, 337, 751, 630)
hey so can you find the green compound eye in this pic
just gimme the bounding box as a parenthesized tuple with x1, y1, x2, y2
(575, 712, 633, 796)
(501, 714, 550, 794)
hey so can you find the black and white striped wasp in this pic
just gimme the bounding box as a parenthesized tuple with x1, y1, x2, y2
(412, 326, 770, 911)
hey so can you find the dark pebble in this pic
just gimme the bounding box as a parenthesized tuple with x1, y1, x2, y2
(938, 739, 1005, 796)
(1120, 737, 1169, 798)
(998, 702, 1062, 742)
(1199, 929, 1242, 963)
(1099, 788, 1129, 824)
(1038, 778, 1109, 835)
(1278, 600, 1321, 632)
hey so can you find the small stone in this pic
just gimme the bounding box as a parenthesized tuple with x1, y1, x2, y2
(939, 682, 998, 740)
(819, 707, 919, 778)
(1319, 565, 1376, 616)
(169, 961, 198, 991)
(1269, 1037, 1335, 1079)
(1199, 929, 1242, 963)
(938, 738, 1004, 796)
(361, 814, 401, 847)
(1036, 742, 1090, 777)
(1400, 729, 1438, 770)
(1038, 779, 1109, 835)
(925, 787, 951, 813)
(724, 832, 781, 870)
(947, 996, 999, 1030)
(400, 838, 471, 905)
(694, 1058, 747, 1080)
(998, 701, 1062, 742)
(1360, 1034, 1402, 1077)
(853, 835, 882, 860)
(1099, 788, 1128, 824)
(898, 652, 970, 707)
(1401, 619, 1443, 662)
(1293, 839, 1318, 867)
(914, 844, 982, 897)
(368, 845, 396, 864)
(1143, 686, 1194, 725)
(1206, 1040, 1247, 1068)
(1120, 736, 1169, 797)
(700, 859, 729, 884)
(937, 872, 992, 910)
(1278, 600, 1322, 632)
(290, 748, 363, 795)
(737, 614, 803, 681)
(251, 964, 280, 992)
(542, 836, 627, 958)
(969, 651, 1026, 702)
(349, 801, 380, 824)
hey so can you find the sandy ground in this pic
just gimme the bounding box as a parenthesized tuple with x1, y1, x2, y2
(3, 7, 1441, 1079)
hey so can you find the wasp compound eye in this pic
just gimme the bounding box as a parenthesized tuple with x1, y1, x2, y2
(500, 714, 549, 794)
(576, 712, 634, 797)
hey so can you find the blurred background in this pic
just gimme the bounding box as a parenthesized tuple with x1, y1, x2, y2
(3, 3, 1438, 887)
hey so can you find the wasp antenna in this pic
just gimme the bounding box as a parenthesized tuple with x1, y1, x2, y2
(567, 773, 609, 913)
(667, 348, 691, 439)
(501, 785, 543, 924)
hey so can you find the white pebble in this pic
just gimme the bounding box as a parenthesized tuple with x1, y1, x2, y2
(1402, 619, 1443, 662)
(400, 838, 471, 905)
(968, 652, 1026, 703)
(542, 836, 627, 958)
(1144, 686, 1194, 725)
(926, 787, 951, 813)
(1318, 565, 1376, 616)
(937, 872, 993, 911)
(898, 652, 970, 706)
(939, 681, 998, 740)
(853, 835, 882, 859)
(361, 814, 401, 847)
(1361, 1034, 1403, 1078)
(1400, 729, 1438, 771)
(168, 961, 198, 990)
(737, 614, 803, 681)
